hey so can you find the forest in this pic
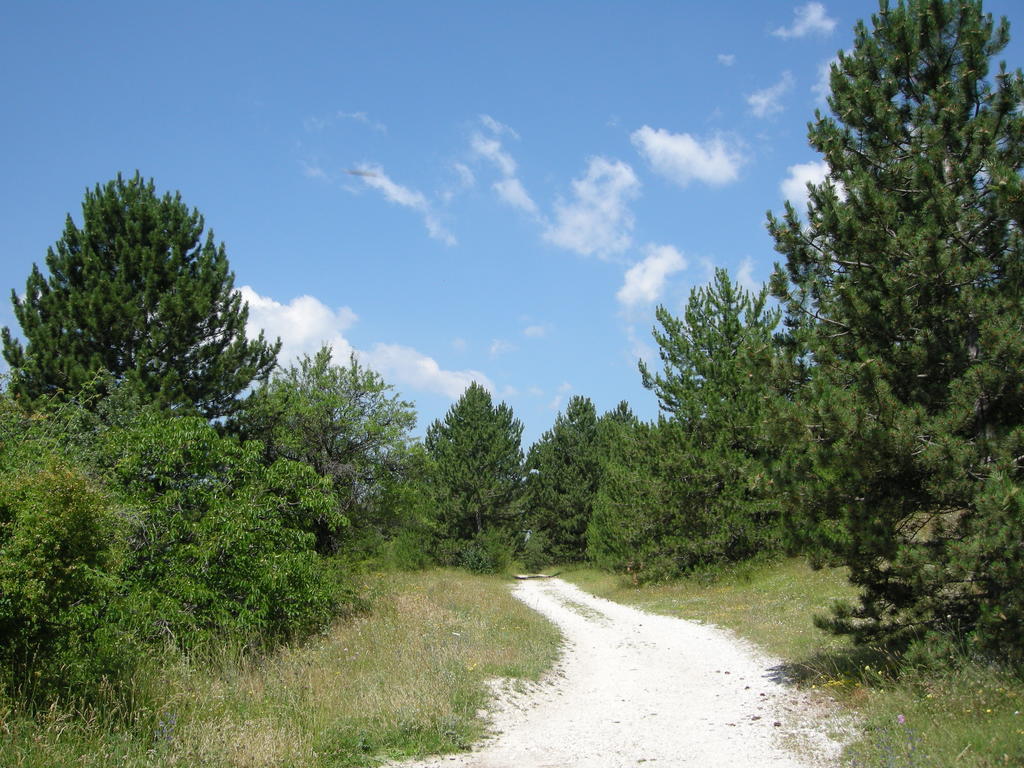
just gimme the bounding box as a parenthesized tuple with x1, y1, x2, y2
(2, 1, 1022, 765)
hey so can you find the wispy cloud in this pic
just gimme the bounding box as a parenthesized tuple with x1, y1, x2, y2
(747, 71, 795, 118)
(302, 162, 329, 180)
(493, 178, 538, 214)
(523, 324, 547, 338)
(489, 339, 515, 358)
(480, 114, 519, 139)
(736, 256, 759, 293)
(812, 55, 841, 103)
(240, 285, 491, 399)
(353, 164, 456, 245)
(304, 110, 387, 133)
(772, 3, 836, 39)
(543, 156, 640, 258)
(617, 244, 687, 308)
(631, 126, 744, 187)
(471, 133, 517, 177)
(548, 381, 572, 411)
(470, 115, 538, 215)
(717, 53, 736, 66)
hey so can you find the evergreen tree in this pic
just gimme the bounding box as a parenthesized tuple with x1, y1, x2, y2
(2, 173, 279, 419)
(424, 382, 524, 541)
(768, 0, 1024, 655)
(625, 269, 784, 575)
(523, 395, 600, 562)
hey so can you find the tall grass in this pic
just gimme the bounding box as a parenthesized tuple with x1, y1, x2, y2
(562, 559, 1024, 767)
(0, 569, 560, 768)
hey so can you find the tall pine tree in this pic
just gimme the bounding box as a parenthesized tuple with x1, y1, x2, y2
(2, 173, 279, 419)
(768, 0, 1024, 656)
(523, 395, 600, 562)
(424, 382, 524, 541)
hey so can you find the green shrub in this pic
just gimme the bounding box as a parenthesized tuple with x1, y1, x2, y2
(0, 458, 127, 702)
(521, 530, 550, 573)
(104, 414, 344, 647)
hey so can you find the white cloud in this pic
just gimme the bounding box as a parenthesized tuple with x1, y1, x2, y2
(239, 286, 490, 400)
(736, 257, 759, 293)
(813, 55, 840, 103)
(747, 71, 795, 118)
(781, 159, 830, 210)
(302, 162, 328, 180)
(527, 386, 544, 397)
(489, 339, 515, 358)
(451, 337, 467, 352)
(355, 164, 456, 245)
(523, 324, 546, 338)
(772, 2, 836, 39)
(453, 163, 476, 189)
(631, 126, 744, 187)
(305, 110, 387, 133)
(362, 343, 493, 399)
(548, 381, 572, 411)
(626, 324, 657, 367)
(543, 156, 640, 258)
(471, 134, 517, 177)
(480, 114, 518, 139)
(493, 178, 538, 214)
(617, 244, 687, 308)
(470, 117, 538, 215)
(337, 111, 387, 133)
(717, 53, 736, 66)
(239, 286, 356, 364)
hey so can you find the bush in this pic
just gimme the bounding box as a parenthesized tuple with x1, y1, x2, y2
(458, 530, 514, 575)
(521, 530, 550, 573)
(0, 458, 127, 702)
(104, 413, 344, 647)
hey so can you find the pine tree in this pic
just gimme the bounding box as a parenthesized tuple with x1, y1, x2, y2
(768, 0, 1024, 655)
(632, 268, 784, 573)
(523, 395, 600, 562)
(2, 173, 279, 419)
(424, 382, 524, 541)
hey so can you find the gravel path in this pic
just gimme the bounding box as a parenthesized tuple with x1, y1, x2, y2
(398, 577, 850, 768)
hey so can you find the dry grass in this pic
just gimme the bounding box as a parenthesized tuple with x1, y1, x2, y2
(0, 569, 561, 768)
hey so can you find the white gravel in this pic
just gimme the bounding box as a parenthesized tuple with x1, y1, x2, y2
(396, 577, 851, 768)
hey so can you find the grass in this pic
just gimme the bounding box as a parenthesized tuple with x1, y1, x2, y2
(562, 558, 1024, 768)
(0, 569, 561, 768)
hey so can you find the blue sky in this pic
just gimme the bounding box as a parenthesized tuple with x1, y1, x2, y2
(3, 1, 1022, 447)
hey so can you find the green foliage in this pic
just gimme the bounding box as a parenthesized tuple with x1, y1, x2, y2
(236, 345, 418, 554)
(457, 529, 515, 574)
(105, 413, 341, 645)
(424, 383, 524, 543)
(0, 453, 126, 702)
(2, 172, 279, 419)
(590, 270, 783, 581)
(767, 0, 1024, 658)
(520, 529, 550, 573)
(523, 395, 600, 562)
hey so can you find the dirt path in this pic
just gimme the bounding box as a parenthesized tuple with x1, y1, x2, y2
(398, 577, 849, 768)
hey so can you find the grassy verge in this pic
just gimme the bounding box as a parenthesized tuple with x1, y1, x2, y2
(562, 559, 1024, 768)
(0, 569, 560, 768)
